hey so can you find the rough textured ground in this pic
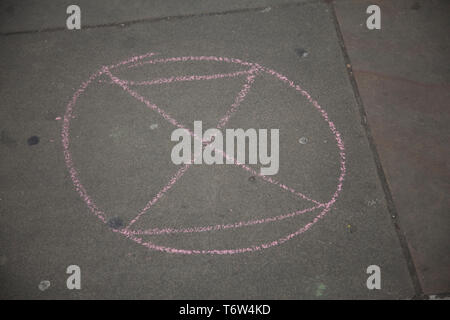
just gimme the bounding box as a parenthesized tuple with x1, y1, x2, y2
(0, 0, 447, 299)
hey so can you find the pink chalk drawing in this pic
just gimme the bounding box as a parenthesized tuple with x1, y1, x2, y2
(61, 52, 346, 255)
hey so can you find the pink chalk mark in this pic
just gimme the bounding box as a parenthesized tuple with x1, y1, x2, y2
(117, 203, 335, 255)
(62, 52, 346, 254)
(103, 67, 192, 134)
(125, 163, 191, 229)
(126, 70, 254, 86)
(107, 52, 158, 70)
(105, 62, 322, 228)
(216, 72, 257, 129)
(97, 70, 254, 86)
(127, 56, 258, 70)
(62, 69, 109, 224)
(126, 203, 324, 235)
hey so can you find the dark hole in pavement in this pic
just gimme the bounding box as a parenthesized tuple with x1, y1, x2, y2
(295, 48, 309, 58)
(27, 136, 40, 146)
(248, 176, 256, 183)
(107, 217, 124, 229)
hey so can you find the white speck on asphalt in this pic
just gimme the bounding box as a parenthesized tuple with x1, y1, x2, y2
(299, 137, 308, 144)
(38, 280, 51, 291)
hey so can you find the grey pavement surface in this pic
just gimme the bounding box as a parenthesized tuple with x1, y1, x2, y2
(0, 0, 447, 299)
(335, 0, 450, 295)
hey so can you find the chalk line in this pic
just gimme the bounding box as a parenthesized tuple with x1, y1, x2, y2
(126, 203, 324, 235)
(125, 163, 191, 229)
(62, 52, 346, 254)
(99, 70, 255, 86)
(104, 64, 322, 227)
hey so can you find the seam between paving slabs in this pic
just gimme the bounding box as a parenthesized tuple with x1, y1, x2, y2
(327, 0, 424, 299)
(1, 0, 319, 36)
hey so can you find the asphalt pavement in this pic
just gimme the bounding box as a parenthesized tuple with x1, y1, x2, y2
(0, 0, 448, 299)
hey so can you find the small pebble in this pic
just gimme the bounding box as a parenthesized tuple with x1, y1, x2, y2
(38, 280, 51, 291)
(299, 137, 308, 144)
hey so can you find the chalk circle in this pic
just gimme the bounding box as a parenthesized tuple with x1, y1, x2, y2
(62, 52, 346, 255)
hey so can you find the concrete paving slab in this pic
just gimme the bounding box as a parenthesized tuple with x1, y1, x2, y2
(0, 1, 416, 298)
(334, 0, 450, 295)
